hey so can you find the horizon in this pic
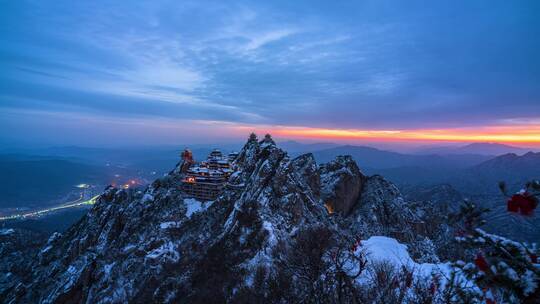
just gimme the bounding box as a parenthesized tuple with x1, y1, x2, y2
(1, 1, 539, 148)
(2, 136, 538, 156)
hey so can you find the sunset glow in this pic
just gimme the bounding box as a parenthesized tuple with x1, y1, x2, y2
(1, 1, 539, 151)
(233, 124, 540, 147)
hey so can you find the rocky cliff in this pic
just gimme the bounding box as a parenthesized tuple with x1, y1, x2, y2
(0, 135, 448, 303)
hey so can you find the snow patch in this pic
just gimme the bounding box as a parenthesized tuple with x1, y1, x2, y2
(262, 221, 277, 247)
(146, 241, 180, 263)
(184, 198, 210, 217)
(0, 228, 14, 235)
(361, 236, 441, 277)
(103, 262, 115, 280)
(160, 221, 181, 229)
(141, 193, 154, 203)
(123, 244, 136, 253)
(40, 245, 53, 254)
(522, 270, 538, 296)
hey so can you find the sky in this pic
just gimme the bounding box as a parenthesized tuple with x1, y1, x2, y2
(1, 0, 539, 148)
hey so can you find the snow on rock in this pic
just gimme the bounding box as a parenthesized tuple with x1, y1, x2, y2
(160, 221, 181, 229)
(360, 236, 440, 277)
(0, 228, 14, 236)
(522, 270, 538, 296)
(0, 135, 464, 303)
(184, 198, 210, 217)
(103, 262, 115, 279)
(358, 236, 475, 292)
(40, 245, 53, 254)
(141, 193, 154, 203)
(262, 221, 277, 247)
(146, 241, 180, 263)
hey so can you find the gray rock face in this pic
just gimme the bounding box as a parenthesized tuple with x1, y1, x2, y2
(346, 175, 438, 245)
(0, 229, 47, 299)
(0, 136, 445, 303)
(319, 155, 366, 214)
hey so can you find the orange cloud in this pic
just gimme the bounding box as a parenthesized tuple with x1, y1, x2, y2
(232, 124, 540, 147)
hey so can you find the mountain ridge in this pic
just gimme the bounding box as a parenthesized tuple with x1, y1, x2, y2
(0, 135, 450, 303)
(414, 142, 532, 156)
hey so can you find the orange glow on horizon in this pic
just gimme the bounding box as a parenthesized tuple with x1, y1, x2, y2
(232, 124, 540, 147)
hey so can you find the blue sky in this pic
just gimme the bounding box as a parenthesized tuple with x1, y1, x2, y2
(1, 0, 539, 147)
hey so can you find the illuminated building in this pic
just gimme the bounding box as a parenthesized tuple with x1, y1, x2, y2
(180, 149, 238, 201)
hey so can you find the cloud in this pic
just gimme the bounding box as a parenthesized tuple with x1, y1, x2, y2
(1, 0, 539, 146)
(243, 29, 297, 51)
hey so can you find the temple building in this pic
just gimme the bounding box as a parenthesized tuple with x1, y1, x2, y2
(180, 149, 237, 201)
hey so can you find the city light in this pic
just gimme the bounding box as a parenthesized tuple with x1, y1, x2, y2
(0, 195, 99, 221)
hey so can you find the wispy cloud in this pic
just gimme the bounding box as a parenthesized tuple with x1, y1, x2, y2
(1, 0, 539, 146)
(243, 29, 297, 51)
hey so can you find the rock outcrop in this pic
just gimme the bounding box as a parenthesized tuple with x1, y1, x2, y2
(0, 135, 445, 303)
(319, 155, 366, 214)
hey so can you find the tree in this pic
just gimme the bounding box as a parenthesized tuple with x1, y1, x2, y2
(449, 181, 540, 303)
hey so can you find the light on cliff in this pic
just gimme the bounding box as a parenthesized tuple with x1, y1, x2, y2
(324, 202, 334, 214)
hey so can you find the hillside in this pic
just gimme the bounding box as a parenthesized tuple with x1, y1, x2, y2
(415, 143, 531, 156)
(0, 136, 454, 303)
(455, 152, 540, 194)
(312, 145, 491, 170)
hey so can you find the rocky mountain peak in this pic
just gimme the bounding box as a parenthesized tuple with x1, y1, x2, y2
(0, 134, 445, 303)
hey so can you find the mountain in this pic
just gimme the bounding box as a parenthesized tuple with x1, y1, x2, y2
(312, 145, 491, 170)
(368, 152, 540, 196)
(401, 184, 464, 210)
(277, 140, 340, 154)
(456, 152, 540, 193)
(0, 136, 452, 303)
(472, 151, 540, 172)
(415, 142, 531, 156)
(8, 145, 248, 177)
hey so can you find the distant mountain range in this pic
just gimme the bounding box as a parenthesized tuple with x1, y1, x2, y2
(2, 142, 538, 210)
(414, 142, 532, 156)
(312, 145, 492, 170)
(277, 140, 340, 153)
(1, 145, 240, 175)
(274, 141, 536, 191)
(458, 152, 540, 193)
(373, 152, 540, 195)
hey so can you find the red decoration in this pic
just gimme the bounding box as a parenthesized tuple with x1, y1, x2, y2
(530, 254, 538, 264)
(350, 239, 362, 252)
(430, 275, 440, 295)
(507, 196, 520, 212)
(429, 282, 437, 295)
(474, 253, 490, 272)
(486, 298, 496, 304)
(405, 272, 413, 288)
(507, 193, 538, 216)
